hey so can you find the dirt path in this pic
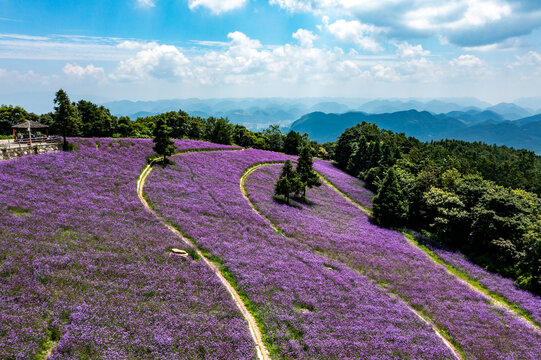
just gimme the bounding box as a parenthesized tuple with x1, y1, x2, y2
(317, 168, 541, 333)
(137, 155, 270, 360)
(240, 163, 463, 360)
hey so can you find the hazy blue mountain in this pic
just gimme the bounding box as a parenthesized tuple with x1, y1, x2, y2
(486, 103, 532, 120)
(441, 110, 504, 124)
(356, 98, 489, 114)
(307, 102, 350, 114)
(290, 110, 541, 153)
(444, 121, 541, 153)
(291, 110, 466, 143)
(515, 114, 541, 125)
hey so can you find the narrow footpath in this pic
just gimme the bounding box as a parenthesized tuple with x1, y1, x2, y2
(137, 153, 270, 360)
(318, 168, 541, 333)
(239, 162, 463, 360)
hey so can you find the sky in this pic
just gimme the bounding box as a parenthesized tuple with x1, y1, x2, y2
(2, 0, 541, 109)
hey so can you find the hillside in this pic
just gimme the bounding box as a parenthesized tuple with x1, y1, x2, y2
(2, 139, 541, 359)
(290, 110, 541, 153)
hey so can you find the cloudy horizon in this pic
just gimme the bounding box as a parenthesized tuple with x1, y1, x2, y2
(2, 0, 541, 109)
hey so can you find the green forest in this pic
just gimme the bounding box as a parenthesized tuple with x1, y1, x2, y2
(333, 122, 541, 294)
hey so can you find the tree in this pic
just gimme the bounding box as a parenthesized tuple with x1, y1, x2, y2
(372, 167, 408, 227)
(262, 125, 283, 152)
(116, 116, 133, 137)
(152, 117, 175, 165)
(53, 89, 81, 148)
(284, 130, 303, 155)
(296, 146, 321, 198)
(274, 160, 302, 204)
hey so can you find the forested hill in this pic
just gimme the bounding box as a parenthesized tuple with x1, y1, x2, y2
(290, 110, 541, 153)
(333, 122, 541, 293)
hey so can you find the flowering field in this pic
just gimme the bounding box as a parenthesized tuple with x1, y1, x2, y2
(313, 159, 374, 209)
(312, 159, 541, 326)
(145, 150, 455, 359)
(429, 246, 541, 325)
(244, 164, 541, 360)
(0, 138, 254, 359)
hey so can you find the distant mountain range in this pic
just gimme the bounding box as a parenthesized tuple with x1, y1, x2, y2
(290, 110, 541, 154)
(100, 97, 541, 131)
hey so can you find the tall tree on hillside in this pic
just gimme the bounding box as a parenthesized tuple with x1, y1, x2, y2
(296, 146, 321, 199)
(274, 160, 302, 204)
(284, 130, 303, 155)
(372, 167, 408, 227)
(53, 89, 81, 149)
(153, 117, 175, 165)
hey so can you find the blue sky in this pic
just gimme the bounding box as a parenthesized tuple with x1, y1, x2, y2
(2, 0, 541, 109)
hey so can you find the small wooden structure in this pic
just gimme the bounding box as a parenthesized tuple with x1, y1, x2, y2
(12, 121, 49, 145)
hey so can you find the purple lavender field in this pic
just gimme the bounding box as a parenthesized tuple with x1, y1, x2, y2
(430, 247, 541, 325)
(144, 150, 455, 359)
(244, 164, 541, 360)
(0, 139, 254, 359)
(313, 159, 374, 209)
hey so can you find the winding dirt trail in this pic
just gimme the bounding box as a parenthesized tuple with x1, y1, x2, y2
(316, 168, 541, 333)
(137, 154, 270, 360)
(240, 162, 463, 360)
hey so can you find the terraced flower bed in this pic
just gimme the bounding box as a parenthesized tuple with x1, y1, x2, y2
(244, 164, 541, 360)
(312, 159, 541, 326)
(144, 150, 455, 359)
(0, 138, 254, 359)
(313, 159, 373, 209)
(429, 246, 541, 325)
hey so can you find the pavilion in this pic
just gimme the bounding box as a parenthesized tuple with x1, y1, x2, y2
(12, 121, 49, 143)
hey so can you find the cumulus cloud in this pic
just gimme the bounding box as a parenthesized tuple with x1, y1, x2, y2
(113, 44, 190, 81)
(63, 63, 105, 79)
(450, 54, 483, 67)
(513, 51, 541, 66)
(188, 0, 247, 14)
(395, 42, 429, 58)
(292, 29, 317, 48)
(136, 0, 156, 8)
(270, 0, 541, 47)
(324, 17, 382, 52)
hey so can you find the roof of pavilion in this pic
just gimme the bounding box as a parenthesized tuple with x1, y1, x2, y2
(12, 120, 49, 129)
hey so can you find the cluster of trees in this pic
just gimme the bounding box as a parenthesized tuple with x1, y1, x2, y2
(1, 90, 332, 159)
(274, 147, 321, 204)
(335, 122, 541, 293)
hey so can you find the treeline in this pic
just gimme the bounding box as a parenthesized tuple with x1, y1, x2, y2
(1, 90, 331, 158)
(334, 122, 541, 294)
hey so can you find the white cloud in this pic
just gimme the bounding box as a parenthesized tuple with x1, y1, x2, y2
(136, 0, 156, 8)
(113, 44, 190, 81)
(270, 0, 541, 47)
(292, 29, 317, 48)
(324, 17, 382, 52)
(63, 63, 105, 79)
(188, 0, 247, 14)
(450, 54, 483, 67)
(395, 42, 429, 58)
(514, 51, 541, 66)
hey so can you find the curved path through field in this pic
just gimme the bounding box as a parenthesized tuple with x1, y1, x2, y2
(240, 162, 463, 360)
(316, 168, 541, 333)
(137, 152, 270, 360)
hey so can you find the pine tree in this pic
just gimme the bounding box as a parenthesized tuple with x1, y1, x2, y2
(296, 146, 321, 198)
(274, 160, 302, 204)
(372, 167, 408, 227)
(347, 136, 369, 176)
(153, 117, 175, 165)
(53, 89, 81, 149)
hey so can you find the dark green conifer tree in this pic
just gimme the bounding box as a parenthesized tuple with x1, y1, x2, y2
(296, 146, 321, 198)
(53, 89, 81, 149)
(372, 167, 408, 227)
(274, 160, 302, 204)
(153, 117, 175, 165)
